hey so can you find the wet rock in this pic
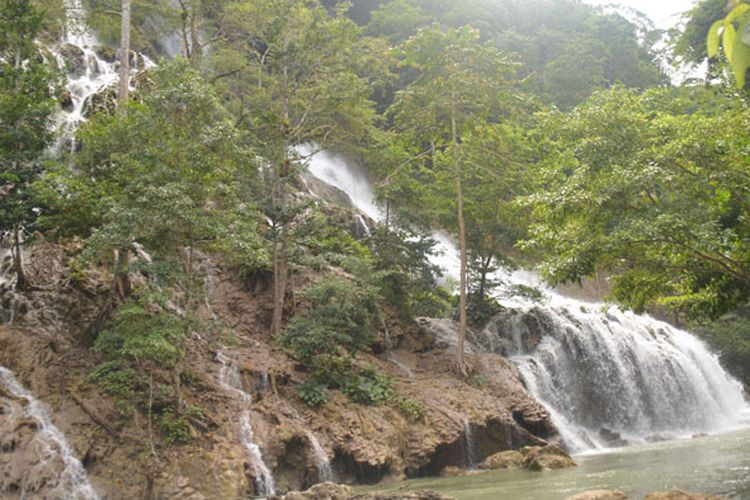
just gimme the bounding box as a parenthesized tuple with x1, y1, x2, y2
(95, 45, 117, 63)
(355, 492, 456, 500)
(521, 445, 577, 471)
(276, 482, 353, 500)
(565, 491, 629, 500)
(60, 89, 75, 112)
(478, 450, 525, 470)
(439, 466, 465, 476)
(58, 43, 86, 77)
(598, 428, 629, 447)
(644, 489, 724, 500)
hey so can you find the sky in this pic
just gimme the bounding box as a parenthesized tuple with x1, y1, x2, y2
(582, 0, 697, 28)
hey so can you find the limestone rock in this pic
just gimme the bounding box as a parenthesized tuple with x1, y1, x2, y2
(440, 466, 465, 476)
(355, 491, 456, 500)
(521, 445, 577, 471)
(644, 489, 724, 500)
(565, 490, 629, 500)
(277, 482, 353, 500)
(478, 450, 525, 470)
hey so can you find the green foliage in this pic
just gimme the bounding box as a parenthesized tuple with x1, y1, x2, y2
(281, 275, 381, 362)
(297, 380, 329, 407)
(159, 410, 191, 444)
(705, 2, 750, 87)
(698, 311, 750, 386)
(342, 368, 393, 405)
(521, 86, 750, 319)
(393, 395, 424, 422)
(0, 0, 60, 238)
(89, 361, 136, 398)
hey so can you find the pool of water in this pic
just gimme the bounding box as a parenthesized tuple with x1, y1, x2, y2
(360, 427, 750, 499)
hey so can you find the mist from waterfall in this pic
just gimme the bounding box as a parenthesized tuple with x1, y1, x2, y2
(303, 148, 750, 454)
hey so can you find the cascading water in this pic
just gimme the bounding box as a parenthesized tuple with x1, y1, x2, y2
(305, 431, 333, 483)
(56, 0, 154, 149)
(303, 148, 750, 454)
(216, 352, 275, 497)
(463, 420, 477, 468)
(0, 367, 99, 499)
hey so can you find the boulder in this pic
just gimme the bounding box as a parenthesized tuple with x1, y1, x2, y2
(439, 466, 465, 477)
(478, 450, 525, 470)
(277, 482, 353, 500)
(355, 492, 455, 500)
(644, 489, 724, 500)
(58, 43, 86, 77)
(565, 490, 629, 500)
(521, 445, 577, 471)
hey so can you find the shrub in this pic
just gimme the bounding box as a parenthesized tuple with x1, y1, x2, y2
(89, 361, 135, 398)
(342, 369, 393, 405)
(159, 411, 191, 444)
(297, 380, 329, 407)
(394, 396, 425, 422)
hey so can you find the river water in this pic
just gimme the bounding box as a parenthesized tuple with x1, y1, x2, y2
(361, 425, 750, 499)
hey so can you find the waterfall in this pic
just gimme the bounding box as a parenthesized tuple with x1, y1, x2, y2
(0, 366, 99, 499)
(305, 431, 333, 483)
(57, 0, 154, 149)
(304, 148, 750, 454)
(216, 352, 275, 497)
(463, 420, 476, 468)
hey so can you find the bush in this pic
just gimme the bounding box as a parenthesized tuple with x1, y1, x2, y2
(160, 411, 191, 444)
(297, 380, 329, 407)
(394, 396, 425, 422)
(89, 361, 135, 398)
(342, 369, 393, 405)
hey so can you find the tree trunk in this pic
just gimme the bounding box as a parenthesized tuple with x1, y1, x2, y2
(452, 107, 468, 374)
(118, 0, 131, 104)
(11, 225, 27, 291)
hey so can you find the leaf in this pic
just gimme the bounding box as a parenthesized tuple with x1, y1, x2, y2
(708, 20, 723, 57)
(724, 23, 737, 61)
(742, 20, 750, 46)
(726, 3, 750, 24)
(731, 21, 750, 88)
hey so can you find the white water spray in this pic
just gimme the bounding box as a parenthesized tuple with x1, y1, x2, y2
(304, 148, 750, 454)
(305, 431, 333, 483)
(216, 352, 275, 497)
(0, 366, 99, 499)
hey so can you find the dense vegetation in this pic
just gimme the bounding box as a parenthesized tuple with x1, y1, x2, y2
(3, 0, 750, 431)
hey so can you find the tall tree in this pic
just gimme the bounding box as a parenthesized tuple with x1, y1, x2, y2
(0, 0, 59, 289)
(213, 0, 374, 334)
(388, 25, 518, 371)
(118, 0, 131, 103)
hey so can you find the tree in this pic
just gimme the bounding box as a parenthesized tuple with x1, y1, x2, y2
(213, 0, 375, 334)
(388, 25, 518, 371)
(521, 86, 750, 319)
(0, 0, 59, 289)
(118, 0, 131, 102)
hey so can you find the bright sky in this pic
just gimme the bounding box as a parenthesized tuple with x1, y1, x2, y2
(583, 0, 698, 28)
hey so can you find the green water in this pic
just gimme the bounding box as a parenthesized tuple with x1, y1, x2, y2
(361, 428, 750, 499)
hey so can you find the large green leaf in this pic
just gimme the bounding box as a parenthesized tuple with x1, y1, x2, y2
(724, 23, 738, 60)
(708, 20, 723, 57)
(731, 21, 750, 88)
(726, 3, 750, 24)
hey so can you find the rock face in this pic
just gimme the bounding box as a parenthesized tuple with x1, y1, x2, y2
(276, 482, 353, 500)
(0, 243, 557, 498)
(566, 491, 629, 500)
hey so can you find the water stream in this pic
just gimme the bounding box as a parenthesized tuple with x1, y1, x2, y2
(216, 352, 276, 497)
(304, 148, 750, 455)
(0, 366, 99, 499)
(305, 430, 333, 483)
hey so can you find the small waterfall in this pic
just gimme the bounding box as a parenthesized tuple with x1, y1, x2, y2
(463, 420, 476, 469)
(57, 0, 154, 150)
(216, 352, 275, 497)
(304, 148, 750, 455)
(0, 366, 99, 499)
(305, 431, 333, 483)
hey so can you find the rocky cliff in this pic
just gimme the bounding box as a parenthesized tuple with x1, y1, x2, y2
(0, 242, 555, 499)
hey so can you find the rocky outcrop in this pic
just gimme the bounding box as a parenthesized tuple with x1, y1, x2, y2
(478, 445, 576, 472)
(0, 243, 557, 498)
(565, 491, 629, 500)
